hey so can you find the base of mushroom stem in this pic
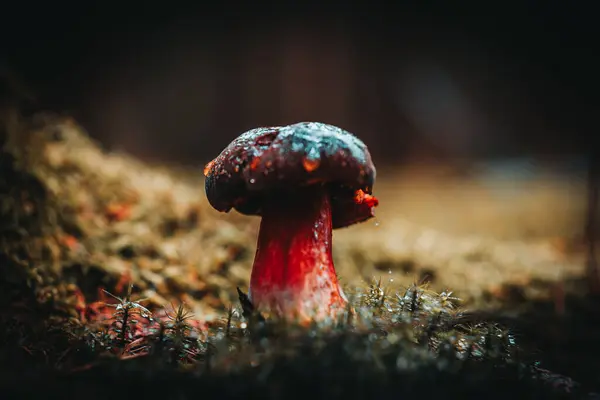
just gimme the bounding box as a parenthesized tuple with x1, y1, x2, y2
(248, 285, 348, 323)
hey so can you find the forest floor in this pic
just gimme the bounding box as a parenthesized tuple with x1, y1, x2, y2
(0, 112, 598, 398)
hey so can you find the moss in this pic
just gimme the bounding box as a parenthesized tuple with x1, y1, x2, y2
(0, 279, 584, 399)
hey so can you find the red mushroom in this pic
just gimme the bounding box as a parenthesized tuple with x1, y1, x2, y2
(204, 122, 378, 321)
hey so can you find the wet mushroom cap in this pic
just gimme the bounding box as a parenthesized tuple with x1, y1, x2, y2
(204, 122, 377, 229)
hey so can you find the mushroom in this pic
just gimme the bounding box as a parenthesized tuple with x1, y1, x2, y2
(204, 122, 379, 321)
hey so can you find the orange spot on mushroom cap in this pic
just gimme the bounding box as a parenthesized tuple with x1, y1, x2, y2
(302, 156, 321, 172)
(354, 189, 379, 208)
(203, 160, 216, 177)
(250, 157, 261, 170)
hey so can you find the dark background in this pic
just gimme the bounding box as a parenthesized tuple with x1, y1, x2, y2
(1, 2, 597, 166)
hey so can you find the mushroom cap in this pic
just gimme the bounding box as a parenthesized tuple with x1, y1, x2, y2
(204, 122, 377, 229)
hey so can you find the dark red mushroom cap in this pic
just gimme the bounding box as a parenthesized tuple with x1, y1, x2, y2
(204, 122, 377, 229)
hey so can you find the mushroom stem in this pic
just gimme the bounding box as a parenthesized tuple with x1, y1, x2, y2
(249, 185, 346, 319)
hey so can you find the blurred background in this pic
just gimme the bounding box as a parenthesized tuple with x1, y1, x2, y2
(0, 2, 597, 239)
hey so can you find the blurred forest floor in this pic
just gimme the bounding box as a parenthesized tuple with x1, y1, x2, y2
(338, 164, 588, 299)
(1, 113, 597, 389)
